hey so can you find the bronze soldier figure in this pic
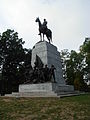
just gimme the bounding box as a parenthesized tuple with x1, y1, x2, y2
(50, 65, 57, 83)
(43, 64, 49, 82)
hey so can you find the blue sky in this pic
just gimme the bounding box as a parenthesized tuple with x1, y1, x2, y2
(0, 0, 90, 51)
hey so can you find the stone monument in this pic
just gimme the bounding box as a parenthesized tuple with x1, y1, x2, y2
(18, 18, 74, 97)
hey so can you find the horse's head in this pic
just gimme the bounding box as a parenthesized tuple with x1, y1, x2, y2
(35, 17, 41, 27)
(35, 17, 39, 22)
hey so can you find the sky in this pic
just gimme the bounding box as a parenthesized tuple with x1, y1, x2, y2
(0, 0, 90, 52)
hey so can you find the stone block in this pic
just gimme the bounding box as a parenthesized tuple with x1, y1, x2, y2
(19, 83, 74, 94)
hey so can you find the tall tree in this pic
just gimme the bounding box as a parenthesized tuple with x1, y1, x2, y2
(80, 38, 90, 81)
(0, 29, 25, 94)
(61, 49, 87, 91)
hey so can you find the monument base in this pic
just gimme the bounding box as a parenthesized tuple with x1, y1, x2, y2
(17, 83, 74, 97)
(5, 83, 80, 97)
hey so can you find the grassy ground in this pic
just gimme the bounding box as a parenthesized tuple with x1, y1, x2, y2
(0, 94, 90, 120)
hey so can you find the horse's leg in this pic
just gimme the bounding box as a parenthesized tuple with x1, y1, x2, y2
(46, 35, 50, 43)
(43, 34, 44, 41)
(48, 37, 50, 43)
(40, 34, 42, 41)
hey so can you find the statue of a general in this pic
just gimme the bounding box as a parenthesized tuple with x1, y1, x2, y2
(35, 17, 52, 43)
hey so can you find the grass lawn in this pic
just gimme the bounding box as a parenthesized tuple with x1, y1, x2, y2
(0, 94, 90, 120)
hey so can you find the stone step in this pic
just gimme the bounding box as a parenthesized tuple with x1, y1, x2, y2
(59, 92, 84, 98)
(56, 91, 79, 95)
(11, 91, 58, 97)
(5, 93, 19, 97)
(57, 91, 81, 97)
(5, 91, 81, 98)
(16, 92, 57, 97)
(57, 85, 74, 92)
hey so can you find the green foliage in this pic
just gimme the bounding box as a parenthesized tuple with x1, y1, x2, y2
(61, 47, 87, 91)
(0, 29, 31, 94)
(18, 49, 32, 84)
(80, 38, 90, 80)
(74, 72, 87, 91)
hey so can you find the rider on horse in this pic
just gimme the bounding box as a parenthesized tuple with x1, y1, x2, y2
(38, 18, 47, 35)
(36, 17, 52, 43)
(43, 19, 47, 30)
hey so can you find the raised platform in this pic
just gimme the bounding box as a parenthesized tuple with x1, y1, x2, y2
(14, 83, 74, 97)
(4, 83, 76, 97)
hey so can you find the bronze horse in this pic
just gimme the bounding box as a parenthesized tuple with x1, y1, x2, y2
(35, 17, 52, 43)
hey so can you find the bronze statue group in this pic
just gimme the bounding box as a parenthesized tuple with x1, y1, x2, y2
(24, 55, 56, 84)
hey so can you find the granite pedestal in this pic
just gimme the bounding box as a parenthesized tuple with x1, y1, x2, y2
(31, 41, 65, 84)
(18, 41, 74, 97)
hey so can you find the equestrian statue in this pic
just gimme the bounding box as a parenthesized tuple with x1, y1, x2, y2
(35, 17, 52, 43)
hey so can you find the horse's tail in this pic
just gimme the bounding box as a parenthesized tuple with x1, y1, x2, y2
(50, 31, 52, 42)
